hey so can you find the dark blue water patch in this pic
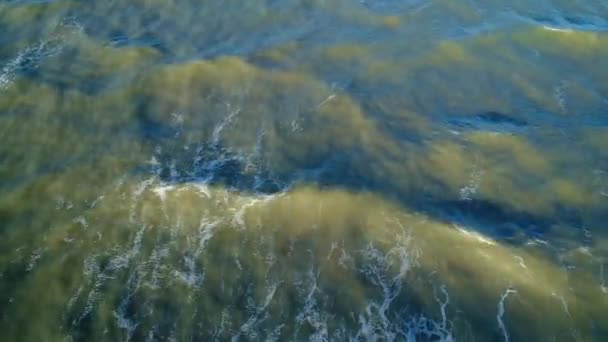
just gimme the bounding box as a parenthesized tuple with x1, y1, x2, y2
(414, 197, 551, 242)
(359, 0, 428, 14)
(109, 32, 170, 54)
(146, 135, 384, 200)
(132, 104, 176, 142)
(475, 111, 528, 127)
(512, 11, 608, 32)
(1, 0, 59, 5)
(447, 111, 529, 134)
(447, 105, 608, 137)
(149, 141, 286, 195)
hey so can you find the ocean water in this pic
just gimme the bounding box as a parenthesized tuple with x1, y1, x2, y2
(1, 1, 607, 341)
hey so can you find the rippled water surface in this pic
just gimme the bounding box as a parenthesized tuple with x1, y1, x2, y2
(1, 1, 608, 341)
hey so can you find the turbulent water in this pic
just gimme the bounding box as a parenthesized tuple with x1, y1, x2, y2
(1, 0, 608, 341)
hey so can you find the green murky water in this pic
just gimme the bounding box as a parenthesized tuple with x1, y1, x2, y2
(1, 1, 608, 341)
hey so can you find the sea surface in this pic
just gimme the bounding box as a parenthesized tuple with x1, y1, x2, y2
(1, 1, 608, 341)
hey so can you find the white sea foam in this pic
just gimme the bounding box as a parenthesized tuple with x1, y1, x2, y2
(553, 81, 568, 112)
(497, 288, 517, 342)
(600, 264, 608, 294)
(454, 224, 497, 246)
(231, 281, 280, 341)
(74, 226, 146, 326)
(212, 104, 241, 146)
(152, 184, 176, 203)
(460, 167, 484, 201)
(294, 265, 328, 341)
(173, 254, 203, 288)
(114, 294, 139, 341)
(26, 248, 45, 272)
(1, 19, 81, 90)
(353, 231, 423, 341)
(542, 26, 574, 33)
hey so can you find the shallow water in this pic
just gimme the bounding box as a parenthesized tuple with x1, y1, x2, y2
(1, 1, 608, 341)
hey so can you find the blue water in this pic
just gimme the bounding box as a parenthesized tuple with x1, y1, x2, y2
(1, 1, 608, 341)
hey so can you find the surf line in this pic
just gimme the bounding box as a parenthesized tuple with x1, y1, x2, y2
(497, 288, 517, 342)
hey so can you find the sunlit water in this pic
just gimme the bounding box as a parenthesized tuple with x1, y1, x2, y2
(1, 1, 608, 341)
